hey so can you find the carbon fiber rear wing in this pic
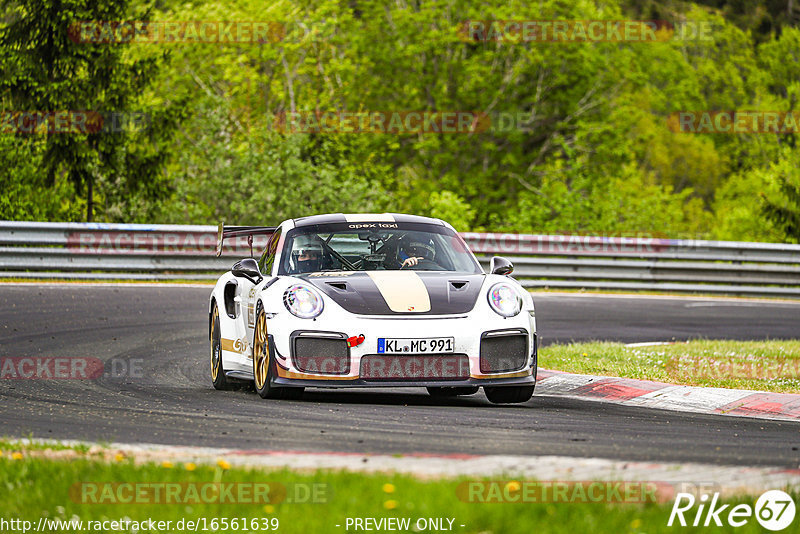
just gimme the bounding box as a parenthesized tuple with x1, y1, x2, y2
(215, 222, 278, 257)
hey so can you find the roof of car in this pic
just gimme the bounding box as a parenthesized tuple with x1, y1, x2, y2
(292, 213, 444, 228)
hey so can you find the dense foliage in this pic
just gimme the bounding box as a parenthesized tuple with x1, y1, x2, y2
(1, 0, 799, 241)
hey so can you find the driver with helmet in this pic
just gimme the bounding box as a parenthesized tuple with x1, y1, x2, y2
(396, 235, 438, 269)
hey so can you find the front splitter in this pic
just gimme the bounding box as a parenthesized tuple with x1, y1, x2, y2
(270, 374, 536, 388)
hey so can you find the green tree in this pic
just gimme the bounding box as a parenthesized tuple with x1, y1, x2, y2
(759, 149, 800, 242)
(428, 191, 476, 232)
(0, 0, 186, 221)
(762, 179, 800, 241)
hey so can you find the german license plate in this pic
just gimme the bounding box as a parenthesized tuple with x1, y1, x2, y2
(377, 337, 454, 354)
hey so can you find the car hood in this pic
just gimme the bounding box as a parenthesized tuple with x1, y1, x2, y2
(297, 271, 486, 315)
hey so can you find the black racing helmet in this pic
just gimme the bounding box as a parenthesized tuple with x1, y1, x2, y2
(400, 235, 435, 262)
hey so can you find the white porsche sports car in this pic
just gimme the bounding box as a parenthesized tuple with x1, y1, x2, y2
(209, 213, 537, 404)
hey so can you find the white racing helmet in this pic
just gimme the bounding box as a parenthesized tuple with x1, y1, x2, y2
(291, 236, 324, 273)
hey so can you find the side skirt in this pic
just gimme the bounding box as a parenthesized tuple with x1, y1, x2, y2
(225, 370, 255, 381)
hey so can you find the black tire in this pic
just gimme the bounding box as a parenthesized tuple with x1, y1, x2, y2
(252, 304, 304, 400)
(484, 385, 534, 404)
(210, 302, 236, 390)
(426, 386, 479, 397)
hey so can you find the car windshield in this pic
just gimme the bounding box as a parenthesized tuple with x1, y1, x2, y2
(279, 222, 482, 275)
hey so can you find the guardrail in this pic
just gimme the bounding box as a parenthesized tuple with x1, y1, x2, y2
(1, 221, 799, 297)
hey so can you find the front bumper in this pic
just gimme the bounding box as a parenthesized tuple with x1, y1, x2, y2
(266, 312, 537, 387)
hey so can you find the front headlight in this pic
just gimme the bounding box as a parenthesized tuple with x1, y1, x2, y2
(487, 283, 522, 317)
(283, 284, 324, 319)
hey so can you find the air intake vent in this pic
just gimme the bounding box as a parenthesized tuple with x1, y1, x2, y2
(293, 335, 350, 375)
(449, 281, 468, 290)
(480, 331, 528, 373)
(360, 354, 470, 380)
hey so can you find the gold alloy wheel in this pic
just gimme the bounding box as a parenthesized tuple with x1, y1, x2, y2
(210, 305, 220, 381)
(253, 311, 269, 390)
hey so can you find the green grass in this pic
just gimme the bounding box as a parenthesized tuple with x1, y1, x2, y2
(0, 447, 793, 534)
(540, 339, 800, 393)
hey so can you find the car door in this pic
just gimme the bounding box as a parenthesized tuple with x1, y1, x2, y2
(230, 273, 257, 360)
(239, 228, 283, 354)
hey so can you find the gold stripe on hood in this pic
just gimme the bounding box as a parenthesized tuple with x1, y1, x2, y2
(366, 271, 431, 313)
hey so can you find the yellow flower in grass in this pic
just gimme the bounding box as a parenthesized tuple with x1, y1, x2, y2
(161, 461, 174, 468)
(217, 459, 231, 470)
(263, 505, 275, 514)
(505, 481, 521, 493)
(11, 452, 23, 460)
(582, 352, 588, 357)
(184, 462, 196, 471)
(630, 518, 642, 529)
(383, 500, 398, 510)
(114, 453, 125, 462)
(382, 483, 395, 494)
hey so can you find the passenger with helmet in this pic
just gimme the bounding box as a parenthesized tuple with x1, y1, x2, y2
(290, 237, 325, 273)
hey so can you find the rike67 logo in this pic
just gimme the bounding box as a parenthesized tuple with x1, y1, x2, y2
(668, 490, 796, 531)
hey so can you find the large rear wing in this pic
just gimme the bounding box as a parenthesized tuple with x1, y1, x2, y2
(215, 222, 278, 257)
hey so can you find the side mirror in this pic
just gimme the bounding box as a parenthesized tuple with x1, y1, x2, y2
(489, 256, 514, 276)
(232, 258, 262, 284)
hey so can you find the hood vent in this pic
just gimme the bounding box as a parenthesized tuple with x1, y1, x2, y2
(325, 281, 349, 291)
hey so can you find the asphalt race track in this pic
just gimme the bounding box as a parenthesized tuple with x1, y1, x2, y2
(1, 284, 799, 468)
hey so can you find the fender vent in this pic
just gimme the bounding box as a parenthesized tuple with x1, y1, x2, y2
(449, 281, 468, 290)
(223, 281, 237, 318)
